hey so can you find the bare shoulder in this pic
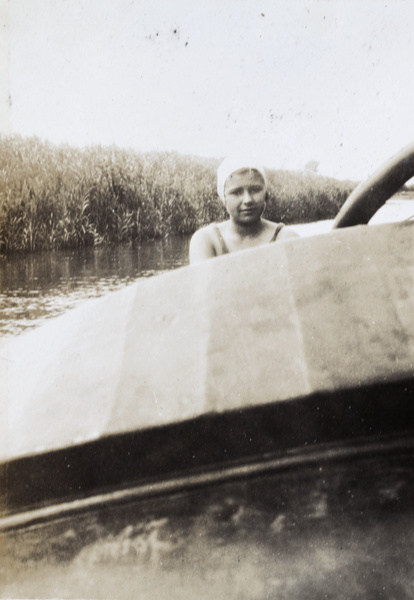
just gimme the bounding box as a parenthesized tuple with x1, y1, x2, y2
(189, 224, 217, 264)
(278, 225, 300, 241)
(263, 219, 300, 241)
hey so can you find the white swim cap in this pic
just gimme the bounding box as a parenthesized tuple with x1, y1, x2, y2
(217, 156, 267, 203)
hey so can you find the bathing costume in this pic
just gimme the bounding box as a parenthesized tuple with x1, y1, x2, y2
(212, 223, 285, 255)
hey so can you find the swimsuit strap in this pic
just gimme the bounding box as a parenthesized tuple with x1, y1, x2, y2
(271, 223, 285, 241)
(213, 225, 230, 254)
(213, 222, 284, 254)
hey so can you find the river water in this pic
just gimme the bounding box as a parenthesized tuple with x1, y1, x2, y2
(0, 235, 190, 338)
(1, 198, 413, 339)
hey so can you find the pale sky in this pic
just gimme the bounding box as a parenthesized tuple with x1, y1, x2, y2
(1, 0, 414, 181)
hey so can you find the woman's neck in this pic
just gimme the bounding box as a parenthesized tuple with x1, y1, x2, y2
(228, 218, 265, 238)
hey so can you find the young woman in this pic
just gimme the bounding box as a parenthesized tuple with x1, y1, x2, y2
(189, 156, 298, 264)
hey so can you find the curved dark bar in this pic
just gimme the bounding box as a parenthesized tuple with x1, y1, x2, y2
(333, 142, 414, 228)
(1, 378, 413, 523)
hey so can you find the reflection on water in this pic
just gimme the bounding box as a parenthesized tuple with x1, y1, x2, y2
(0, 236, 190, 337)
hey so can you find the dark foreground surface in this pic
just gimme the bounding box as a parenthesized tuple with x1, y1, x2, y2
(1, 437, 414, 599)
(0, 372, 414, 600)
(1, 378, 414, 599)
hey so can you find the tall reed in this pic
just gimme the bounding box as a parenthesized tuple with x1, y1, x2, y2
(0, 135, 356, 254)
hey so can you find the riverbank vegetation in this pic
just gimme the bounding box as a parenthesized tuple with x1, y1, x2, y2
(0, 135, 357, 254)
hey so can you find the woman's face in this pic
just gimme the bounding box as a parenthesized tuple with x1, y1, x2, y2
(224, 169, 267, 224)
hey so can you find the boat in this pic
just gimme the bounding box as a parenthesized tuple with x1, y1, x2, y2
(0, 144, 414, 598)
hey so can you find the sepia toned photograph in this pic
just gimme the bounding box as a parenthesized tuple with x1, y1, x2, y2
(1, 1, 414, 598)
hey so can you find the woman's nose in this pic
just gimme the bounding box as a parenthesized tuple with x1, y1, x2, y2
(242, 190, 253, 203)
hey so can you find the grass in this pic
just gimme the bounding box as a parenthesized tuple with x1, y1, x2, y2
(0, 135, 358, 255)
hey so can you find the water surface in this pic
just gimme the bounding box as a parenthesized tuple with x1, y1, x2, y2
(2, 198, 413, 338)
(0, 236, 190, 338)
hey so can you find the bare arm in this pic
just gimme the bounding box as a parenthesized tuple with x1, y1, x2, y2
(189, 227, 217, 264)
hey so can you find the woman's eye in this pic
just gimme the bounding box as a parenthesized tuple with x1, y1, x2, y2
(250, 187, 263, 194)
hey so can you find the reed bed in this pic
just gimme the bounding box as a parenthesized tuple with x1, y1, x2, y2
(0, 135, 356, 254)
